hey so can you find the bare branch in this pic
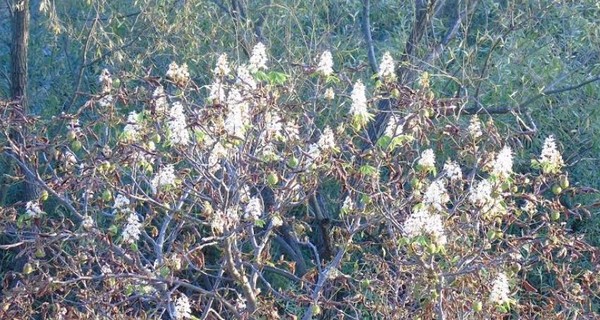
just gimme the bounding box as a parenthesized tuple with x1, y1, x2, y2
(361, 0, 377, 74)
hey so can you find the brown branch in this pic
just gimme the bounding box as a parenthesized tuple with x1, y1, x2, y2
(361, 0, 377, 74)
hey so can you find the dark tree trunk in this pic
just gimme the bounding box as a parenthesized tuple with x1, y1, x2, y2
(9, 0, 39, 202)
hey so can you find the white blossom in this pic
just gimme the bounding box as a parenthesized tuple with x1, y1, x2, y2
(385, 116, 403, 137)
(208, 142, 227, 172)
(249, 42, 268, 72)
(82, 215, 94, 229)
(341, 196, 355, 214)
(492, 146, 513, 179)
(402, 206, 447, 246)
(113, 194, 131, 210)
(539, 135, 564, 174)
(349, 80, 371, 129)
(423, 180, 450, 211)
(168, 102, 190, 146)
(244, 197, 263, 221)
(151, 164, 177, 191)
(468, 115, 482, 139)
(316, 51, 334, 76)
(213, 53, 231, 77)
(236, 65, 256, 90)
(208, 79, 226, 103)
(174, 294, 192, 319)
(489, 272, 511, 305)
(98, 94, 113, 107)
(99, 69, 112, 93)
(378, 52, 396, 81)
(224, 89, 250, 138)
(122, 211, 143, 244)
(443, 159, 462, 181)
(152, 86, 169, 115)
(418, 149, 436, 169)
(324, 87, 335, 100)
(166, 62, 190, 85)
(264, 112, 283, 141)
(123, 111, 141, 142)
(317, 126, 336, 151)
(25, 201, 44, 217)
(469, 179, 493, 207)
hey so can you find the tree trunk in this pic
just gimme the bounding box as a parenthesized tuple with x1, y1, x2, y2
(9, 0, 38, 202)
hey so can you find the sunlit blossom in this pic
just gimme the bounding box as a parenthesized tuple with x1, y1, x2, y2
(152, 86, 169, 115)
(25, 201, 44, 217)
(208, 79, 226, 103)
(402, 206, 447, 246)
(317, 126, 336, 151)
(123, 111, 141, 142)
(174, 294, 192, 319)
(489, 272, 511, 305)
(324, 87, 335, 100)
(122, 211, 142, 244)
(378, 52, 396, 81)
(244, 197, 263, 221)
(468, 115, 482, 139)
(214, 53, 231, 77)
(492, 146, 513, 179)
(316, 50, 334, 76)
(350, 80, 371, 129)
(539, 135, 564, 174)
(443, 159, 462, 181)
(236, 65, 257, 90)
(166, 62, 190, 85)
(168, 102, 190, 146)
(151, 164, 177, 191)
(418, 149, 436, 169)
(423, 180, 449, 211)
(249, 42, 268, 72)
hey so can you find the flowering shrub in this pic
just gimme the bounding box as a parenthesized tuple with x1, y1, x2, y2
(0, 44, 598, 319)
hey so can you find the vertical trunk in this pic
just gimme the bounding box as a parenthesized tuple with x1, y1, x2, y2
(9, 0, 38, 201)
(11, 0, 29, 107)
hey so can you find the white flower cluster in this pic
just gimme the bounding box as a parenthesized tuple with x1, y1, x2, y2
(153, 86, 169, 115)
(469, 179, 505, 216)
(244, 197, 263, 221)
(82, 215, 94, 229)
(341, 196, 355, 214)
(122, 211, 143, 244)
(166, 62, 190, 85)
(378, 52, 396, 81)
(491, 146, 513, 179)
(151, 164, 177, 191)
(174, 294, 192, 319)
(113, 194, 131, 210)
(264, 112, 284, 141)
(443, 159, 462, 181)
(489, 272, 511, 305)
(168, 102, 190, 146)
(316, 51, 334, 76)
(402, 206, 447, 246)
(214, 53, 231, 77)
(208, 79, 226, 103)
(249, 42, 268, 72)
(468, 179, 493, 207)
(324, 87, 335, 100)
(385, 116, 403, 137)
(236, 65, 257, 90)
(468, 115, 482, 139)
(539, 135, 564, 174)
(123, 111, 141, 142)
(317, 126, 336, 151)
(418, 149, 436, 169)
(423, 180, 450, 211)
(350, 80, 371, 129)
(99, 69, 112, 93)
(25, 201, 44, 217)
(224, 89, 251, 138)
